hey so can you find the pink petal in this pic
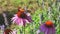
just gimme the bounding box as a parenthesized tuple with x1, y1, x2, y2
(26, 13, 30, 16)
(11, 16, 18, 21)
(16, 18, 23, 26)
(16, 18, 21, 25)
(25, 19, 30, 23)
(19, 18, 23, 26)
(44, 28, 48, 34)
(12, 18, 17, 23)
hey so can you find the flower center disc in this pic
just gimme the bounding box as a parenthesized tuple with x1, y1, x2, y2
(17, 12, 27, 19)
(17, 9, 27, 19)
(45, 20, 53, 27)
(20, 13, 27, 19)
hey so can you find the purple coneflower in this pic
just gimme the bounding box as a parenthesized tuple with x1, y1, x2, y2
(39, 20, 56, 34)
(11, 8, 33, 26)
(4, 29, 12, 34)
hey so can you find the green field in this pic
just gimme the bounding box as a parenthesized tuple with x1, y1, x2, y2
(0, 0, 60, 34)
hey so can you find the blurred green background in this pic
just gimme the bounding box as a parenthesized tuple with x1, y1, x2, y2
(0, 0, 60, 34)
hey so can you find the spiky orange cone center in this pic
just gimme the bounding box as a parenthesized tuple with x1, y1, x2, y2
(45, 20, 53, 27)
(17, 9, 24, 17)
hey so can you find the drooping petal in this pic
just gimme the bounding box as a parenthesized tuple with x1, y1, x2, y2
(52, 27, 56, 34)
(45, 25, 55, 34)
(26, 13, 31, 16)
(44, 28, 54, 34)
(25, 19, 30, 23)
(11, 29, 17, 34)
(44, 28, 49, 34)
(11, 17, 16, 21)
(26, 13, 33, 22)
(11, 14, 18, 21)
(19, 18, 23, 26)
(50, 26, 55, 34)
(14, 14, 17, 17)
(15, 18, 21, 25)
(12, 18, 18, 23)
(26, 16, 33, 22)
(23, 19, 26, 26)
(15, 18, 23, 26)
(40, 24, 47, 32)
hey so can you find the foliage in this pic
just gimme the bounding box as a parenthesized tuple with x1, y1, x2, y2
(0, 0, 60, 34)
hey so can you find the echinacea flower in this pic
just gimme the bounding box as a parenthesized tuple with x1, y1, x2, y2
(11, 8, 33, 26)
(39, 20, 56, 34)
(4, 29, 12, 34)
